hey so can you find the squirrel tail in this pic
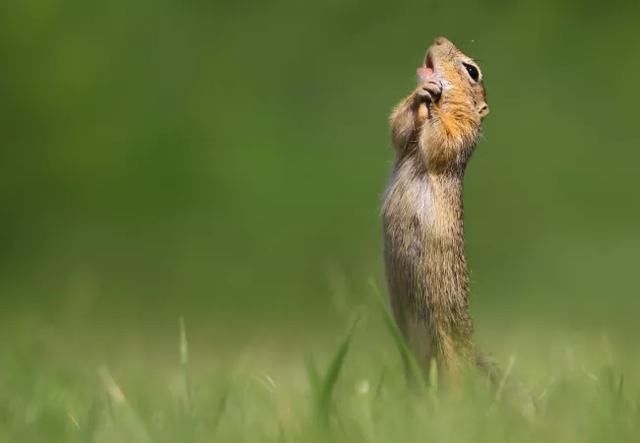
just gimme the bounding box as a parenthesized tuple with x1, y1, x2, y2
(475, 351, 537, 418)
(475, 351, 506, 386)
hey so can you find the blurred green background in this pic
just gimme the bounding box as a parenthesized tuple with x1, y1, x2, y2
(2, 0, 640, 347)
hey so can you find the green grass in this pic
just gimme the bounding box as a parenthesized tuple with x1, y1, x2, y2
(2, 1, 640, 441)
(2, 307, 639, 443)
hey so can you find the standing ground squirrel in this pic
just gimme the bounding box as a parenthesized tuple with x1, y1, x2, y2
(382, 37, 489, 382)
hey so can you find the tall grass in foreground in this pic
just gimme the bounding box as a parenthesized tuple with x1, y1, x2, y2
(0, 310, 639, 443)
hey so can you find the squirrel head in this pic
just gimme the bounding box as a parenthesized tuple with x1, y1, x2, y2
(415, 37, 489, 172)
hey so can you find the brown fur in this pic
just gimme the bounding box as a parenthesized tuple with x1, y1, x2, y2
(382, 37, 489, 382)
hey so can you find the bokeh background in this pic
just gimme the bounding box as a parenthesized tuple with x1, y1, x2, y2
(2, 0, 640, 361)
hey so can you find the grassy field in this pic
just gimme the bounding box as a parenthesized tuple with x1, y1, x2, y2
(3, 305, 640, 442)
(2, 0, 640, 441)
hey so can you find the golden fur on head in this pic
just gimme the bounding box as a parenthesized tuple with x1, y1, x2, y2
(391, 36, 489, 173)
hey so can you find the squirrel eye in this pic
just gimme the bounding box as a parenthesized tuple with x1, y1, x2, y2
(462, 62, 480, 82)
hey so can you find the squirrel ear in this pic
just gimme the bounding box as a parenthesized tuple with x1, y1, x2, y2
(478, 102, 490, 118)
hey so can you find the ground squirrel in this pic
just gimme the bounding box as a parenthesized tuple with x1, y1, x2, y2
(382, 37, 489, 382)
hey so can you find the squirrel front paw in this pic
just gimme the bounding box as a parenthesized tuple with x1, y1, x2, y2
(417, 80, 442, 104)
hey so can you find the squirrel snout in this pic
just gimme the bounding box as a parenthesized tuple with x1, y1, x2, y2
(433, 36, 451, 47)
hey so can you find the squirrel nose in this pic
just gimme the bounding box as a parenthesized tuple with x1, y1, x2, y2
(434, 36, 450, 46)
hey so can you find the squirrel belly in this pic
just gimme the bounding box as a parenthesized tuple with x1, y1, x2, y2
(383, 155, 473, 378)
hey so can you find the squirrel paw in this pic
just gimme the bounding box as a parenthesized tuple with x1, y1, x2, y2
(417, 80, 442, 104)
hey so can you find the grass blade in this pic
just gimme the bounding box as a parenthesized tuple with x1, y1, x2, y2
(210, 385, 230, 434)
(179, 316, 192, 416)
(369, 280, 427, 392)
(95, 367, 151, 443)
(317, 315, 360, 426)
